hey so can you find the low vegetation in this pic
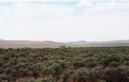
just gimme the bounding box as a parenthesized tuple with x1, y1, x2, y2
(0, 47, 129, 82)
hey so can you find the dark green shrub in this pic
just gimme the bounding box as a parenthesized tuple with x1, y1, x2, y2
(109, 62, 120, 67)
(0, 60, 4, 66)
(99, 53, 122, 67)
(103, 66, 129, 82)
(72, 68, 101, 82)
(0, 74, 8, 81)
(22, 79, 38, 82)
(84, 57, 97, 68)
(42, 60, 68, 81)
(59, 45, 66, 48)
(69, 57, 85, 68)
(40, 77, 53, 82)
(123, 61, 129, 66)
(42, 60, 66, 74)
(120, 66, 129, 78)
(61, 69, 74, 82)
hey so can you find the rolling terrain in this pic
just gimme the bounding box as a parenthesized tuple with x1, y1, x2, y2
(0, 40, 129, 48)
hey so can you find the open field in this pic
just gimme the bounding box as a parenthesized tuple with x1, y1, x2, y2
(0, 47, 129, 82)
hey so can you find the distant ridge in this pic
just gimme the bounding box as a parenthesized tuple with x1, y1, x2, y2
(0, 40, 64, 48)
(0, 40, 129, 48)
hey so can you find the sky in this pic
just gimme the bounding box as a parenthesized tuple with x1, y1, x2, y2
(0, 0, 129, 42)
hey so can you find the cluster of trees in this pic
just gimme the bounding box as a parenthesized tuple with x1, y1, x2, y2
(0, 47, 129, 82)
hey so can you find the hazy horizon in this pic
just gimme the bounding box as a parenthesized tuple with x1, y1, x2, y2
(1, 39, 129, 43)
(0, 0, 129, 42)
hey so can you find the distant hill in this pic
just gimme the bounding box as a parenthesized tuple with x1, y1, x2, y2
(66, 40, 129, 47)
(0, 40, 129, 48)
(0, 40, 64, 48)
(87, 40, 129, 47)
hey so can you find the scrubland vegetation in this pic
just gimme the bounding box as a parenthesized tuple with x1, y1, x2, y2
(0, 47, 129, 82)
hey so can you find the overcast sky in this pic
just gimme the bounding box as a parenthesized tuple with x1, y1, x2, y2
(0, 0, 129, 42)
